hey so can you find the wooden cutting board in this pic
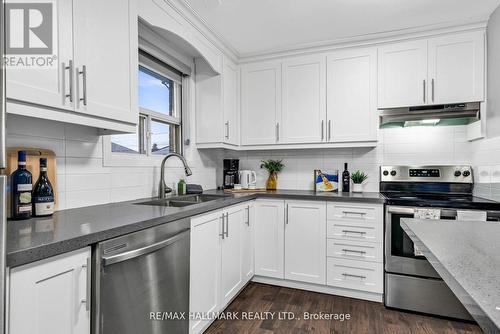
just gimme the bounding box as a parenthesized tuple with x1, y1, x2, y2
(224, 188, 267, 193)
(1, 148, 58, 218)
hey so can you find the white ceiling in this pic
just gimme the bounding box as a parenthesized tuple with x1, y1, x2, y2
(184, 0, 500, 57)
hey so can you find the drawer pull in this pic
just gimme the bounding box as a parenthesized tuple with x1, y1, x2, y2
(342, 249, 366, 256)
(342, 230, 366, 236)
(342, 211, 367, 218)
(342, 273, 366, 280)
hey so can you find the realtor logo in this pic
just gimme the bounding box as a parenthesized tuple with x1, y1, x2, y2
(3, 1, 57, 68)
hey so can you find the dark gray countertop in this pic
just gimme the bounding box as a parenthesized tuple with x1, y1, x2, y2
(7, 189, 385, 267)
(402, 219, 500, 333)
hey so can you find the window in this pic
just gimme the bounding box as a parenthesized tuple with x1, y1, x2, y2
(111, 51, 183, 156)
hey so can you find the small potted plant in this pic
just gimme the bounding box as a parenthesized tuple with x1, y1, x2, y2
(351, 170, 368, 193)
(260, 159, 285, 190)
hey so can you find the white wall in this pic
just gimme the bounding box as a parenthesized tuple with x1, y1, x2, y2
(6, 114, 218, 210)
(221, 125, 471, 192)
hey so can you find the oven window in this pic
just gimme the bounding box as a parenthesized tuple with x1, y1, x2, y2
(390, 213, 426, 259)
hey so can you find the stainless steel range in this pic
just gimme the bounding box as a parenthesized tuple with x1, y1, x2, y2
(380, 165, 500, 320)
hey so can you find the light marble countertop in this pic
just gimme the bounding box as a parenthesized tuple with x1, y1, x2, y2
(402, 218, 500, 333)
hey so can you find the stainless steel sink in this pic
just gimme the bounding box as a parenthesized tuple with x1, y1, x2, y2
(134, 194, 228, 207)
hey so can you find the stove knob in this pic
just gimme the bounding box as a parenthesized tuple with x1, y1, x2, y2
(463, 170, 471, 177)
(383, 170, 389, 176)
(390, 170, 397, 176)
(454, 170, 462, 177)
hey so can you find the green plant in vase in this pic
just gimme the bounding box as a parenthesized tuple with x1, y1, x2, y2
(351, 170, 368, 193)
(260, 159, 285, 190)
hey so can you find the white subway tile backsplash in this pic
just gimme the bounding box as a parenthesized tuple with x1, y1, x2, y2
(66, 189, 111, 209)
(66, 173, 112, 191)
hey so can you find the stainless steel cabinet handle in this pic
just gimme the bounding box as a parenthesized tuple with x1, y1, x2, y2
(423, 79, 426, 103)
(342, 273, 366, 280)
(342, 211, 367, 217)
(225, 213, 229, 238)
(246, 206, 250, 225)
(328, 120, 332, 141)
(224, 121, 229, 139)
(431, 78, 435, 102)
(78, 65, 87, 106)
(321, 120, 324, 141)
(342, 230, 366, 236)
(81, 257, 91, 311)
(64, 60, 73, 102)
(102, 229, 190, 265)
(276, 123, 280, 142)
(285, 203, 289, 224)
(220, 214, 225, 239)
(342, 249, 366, 256)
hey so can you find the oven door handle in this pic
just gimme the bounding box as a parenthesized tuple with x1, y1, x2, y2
(387, 207, 416, 215)
(102, 229, 190, 266)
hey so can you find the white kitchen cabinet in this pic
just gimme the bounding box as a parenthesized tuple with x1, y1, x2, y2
(190, 210, 222, 334)
(284, 201, 326, 285)
(327, 47, 378, 142)
(220, 204, 244, 306)
(241, 202, 254, 282)
(72, 0, 137, 124)
(8, 247, 91, 334)
(378, 40, 428, 108)
(195, 57, 240, 147)
(6, 0, 138, 132)
(427, 31, 485, 104)
(241, 61, 281, 145)
(280, 55, 326, 144)
(254, 199, 285, 279)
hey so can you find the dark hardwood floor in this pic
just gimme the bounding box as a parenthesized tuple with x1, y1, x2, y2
(205, 283, 482, 334)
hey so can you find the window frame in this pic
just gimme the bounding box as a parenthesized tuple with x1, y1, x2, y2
(103, 50, 189, 167)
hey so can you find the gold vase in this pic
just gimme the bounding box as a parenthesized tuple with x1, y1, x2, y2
(266, 172, 278, 190)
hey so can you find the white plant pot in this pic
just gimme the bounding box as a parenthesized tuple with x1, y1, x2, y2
(352, 183, 363, 193)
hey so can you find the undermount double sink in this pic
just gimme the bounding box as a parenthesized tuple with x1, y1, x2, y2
(135, 194, 228, 207)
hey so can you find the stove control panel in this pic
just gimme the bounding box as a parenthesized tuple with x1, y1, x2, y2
(380, 165, 473, 183)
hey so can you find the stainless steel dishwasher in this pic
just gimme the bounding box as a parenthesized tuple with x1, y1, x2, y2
(93, 218, 190, 334)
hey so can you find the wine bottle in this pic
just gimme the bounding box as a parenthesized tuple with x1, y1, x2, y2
(33, 158, 55, 217)
(342, 163, 350, 192)
(11, 151, 33, 220)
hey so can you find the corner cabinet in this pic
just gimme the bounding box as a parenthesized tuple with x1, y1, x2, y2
(6, 0, 138, 133)
(195, 56, 240, 148)
(189, 202, 253, 334)
(8, 248, 91, 334)
(378, 30, 485, 108)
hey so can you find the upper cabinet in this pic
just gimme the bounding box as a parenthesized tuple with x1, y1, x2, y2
(6, 0, 138, 133)
(195, 56, 240, 147)
(280, 55, 326, 144)
(241, 61, 281, 145)
(378, 31, 485, 108)
(327, 47, 378, 142)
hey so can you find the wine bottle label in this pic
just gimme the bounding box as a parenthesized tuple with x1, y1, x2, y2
(17, 184, 32, 191)
(19, 192, 32, 204)
(35, 202, 54, 215)
(17, 204, 32, 213)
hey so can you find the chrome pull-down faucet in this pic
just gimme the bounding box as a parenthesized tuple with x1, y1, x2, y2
(158, 153, 193, 199)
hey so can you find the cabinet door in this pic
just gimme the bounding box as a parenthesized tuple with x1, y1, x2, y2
(254, 199, 285, 279)
(6, 0, 74, 111)
(9, 248, 90, 334)
(241, 62, 281, 145)
(327, 48, 377, 142)
(72, 0, 137, 124)
(378, 40, 428, 108)
(220, 205, 244, 306)
(280, 55, 326, 143)
(284, 201, 326, 284)
(428, 31, 485, 104)
(223, 59, 240, 146)
(241, 202, 254, 283)
(190, 211, 222, 334)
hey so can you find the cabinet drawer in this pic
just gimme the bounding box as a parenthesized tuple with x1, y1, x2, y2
(327, 258, 383, 293)
(327, 221, 382, 243)
(327, 239, 382, 263)
(327, 203, 382, 222)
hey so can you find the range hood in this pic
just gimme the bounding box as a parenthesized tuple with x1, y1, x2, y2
(379, 102, 480, 127)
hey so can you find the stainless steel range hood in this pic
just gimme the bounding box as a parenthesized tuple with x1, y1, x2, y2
(379, 102, 480, 127)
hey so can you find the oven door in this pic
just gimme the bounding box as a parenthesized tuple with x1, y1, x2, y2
(385, 206, 441, 278)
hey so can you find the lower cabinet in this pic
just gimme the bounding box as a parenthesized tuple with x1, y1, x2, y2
(190, 202, 253, 334)
(8, 247, 91, 334)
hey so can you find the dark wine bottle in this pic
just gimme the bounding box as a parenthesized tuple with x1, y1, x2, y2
(342, 162, 350, 192)
(33, 158, 55, 217)
(11, 151, 33, 220)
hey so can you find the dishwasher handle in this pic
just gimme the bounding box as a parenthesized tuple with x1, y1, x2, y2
(102, 229, 190, 266)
